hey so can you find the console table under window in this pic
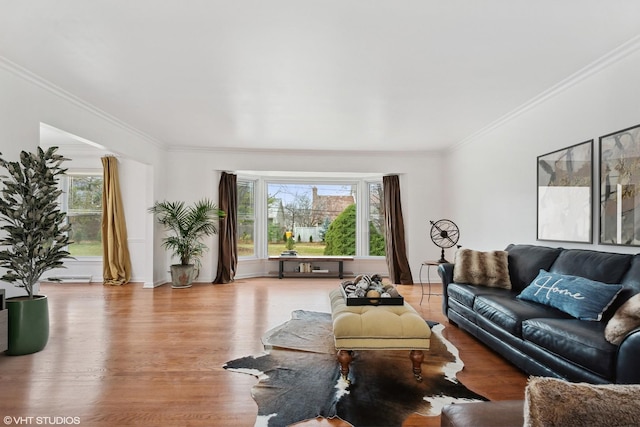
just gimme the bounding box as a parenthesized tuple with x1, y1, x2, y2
(269, 256, 354, 279)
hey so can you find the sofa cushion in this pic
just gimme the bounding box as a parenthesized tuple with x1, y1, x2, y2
(473, 294, 570, 337)
(518, 270, 623, 321)
(447, 283, 511, 309)
(549, 249, 632, 283)
(453, 249, 511, 289)
(524, 377, 640, 427)
(608, 254, 640, 319)
(605, 293, 640, 345)
(620, 254, 640, 293)
(504, 244, 562, 292)
(522, 318, 617, 378)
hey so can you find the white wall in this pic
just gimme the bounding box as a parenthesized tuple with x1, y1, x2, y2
(0, 60, 165, 297)
(0, 56, 444, 291)
(443, 43, 640, 257)
(9, 40, 637, 291)
(42, 149, 151, 285)
(164, 148, 444, 282)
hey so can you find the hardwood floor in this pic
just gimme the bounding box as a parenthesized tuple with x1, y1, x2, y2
(0, 278, 527, 426)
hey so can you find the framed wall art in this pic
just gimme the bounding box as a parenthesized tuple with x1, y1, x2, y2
(537, 140, 593, 243)
(599, 124, 640, 246)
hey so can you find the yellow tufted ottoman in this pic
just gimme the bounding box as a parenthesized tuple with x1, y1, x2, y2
(329, 287, 431, 382)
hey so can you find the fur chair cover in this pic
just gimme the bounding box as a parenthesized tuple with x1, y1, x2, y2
(524, 377, 640, 427)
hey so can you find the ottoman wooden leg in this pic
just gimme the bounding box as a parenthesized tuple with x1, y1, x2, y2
(410, 350, 424, 382)
(337, 350, 353, 382)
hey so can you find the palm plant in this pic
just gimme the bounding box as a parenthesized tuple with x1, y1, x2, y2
(149, 199, 225, 268)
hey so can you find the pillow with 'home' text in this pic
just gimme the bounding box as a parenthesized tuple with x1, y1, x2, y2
(517, 270, 622, 321)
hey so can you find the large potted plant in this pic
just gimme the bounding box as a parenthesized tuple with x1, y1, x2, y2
(0, 147, 73, 355)
(149, 199, 225, 288)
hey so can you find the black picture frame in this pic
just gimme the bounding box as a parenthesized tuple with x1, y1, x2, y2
(599, 124, 640, 246)
(537, 140, 593, 243)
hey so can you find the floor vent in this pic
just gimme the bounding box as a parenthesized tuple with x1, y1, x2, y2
(46, 275, 93, 283)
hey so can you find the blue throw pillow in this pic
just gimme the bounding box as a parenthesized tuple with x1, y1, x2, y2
(517, 270, 623, 321)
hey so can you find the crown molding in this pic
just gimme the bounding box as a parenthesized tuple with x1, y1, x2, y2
(0, 55, 166, 150)
(450, 34, 640, 152)
(166, 144, 442, 157)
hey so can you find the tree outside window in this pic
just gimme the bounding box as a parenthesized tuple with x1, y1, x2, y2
(67, 175, 103, 256)
(368, 182, 385, 256)
(237, 179, 255, 256)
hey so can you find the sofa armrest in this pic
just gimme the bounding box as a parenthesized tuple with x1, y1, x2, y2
(441, 400, 524, 427)
(438, 263, 454, 316)
(616, 327, 640, 384)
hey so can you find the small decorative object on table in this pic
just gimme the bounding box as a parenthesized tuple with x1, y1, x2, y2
(429, 219, 460, 263)
(340, 274, 404, 306)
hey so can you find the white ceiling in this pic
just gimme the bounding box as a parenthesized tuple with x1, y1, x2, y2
(2, 1, 640, 152)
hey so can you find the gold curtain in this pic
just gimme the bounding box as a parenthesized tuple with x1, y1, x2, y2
(101, 156, 132, 285)
(383, 174, 413, 284)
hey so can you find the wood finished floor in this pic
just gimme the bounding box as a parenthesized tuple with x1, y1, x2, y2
(0, 278, 527, 426)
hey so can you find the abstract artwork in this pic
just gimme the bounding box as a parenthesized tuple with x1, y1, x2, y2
(600, 124, 640, 246)
(537, 140, 593, 243)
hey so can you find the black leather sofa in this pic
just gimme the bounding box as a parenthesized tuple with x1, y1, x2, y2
(438, 244, 640, 384)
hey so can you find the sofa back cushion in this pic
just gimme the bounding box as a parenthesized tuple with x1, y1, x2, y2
(600, 254, 640, 320)
(505, 244, 562, 292)
(619, 254, 640, 297)
(549, 249, 632, 284)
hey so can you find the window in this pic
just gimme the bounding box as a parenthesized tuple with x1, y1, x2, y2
(267, 182, 358, 256)
(63, 173, 103, 256)
(236, 174, 384, 258)
(368, 182, 385, 256)
(237, 179, 255, 257)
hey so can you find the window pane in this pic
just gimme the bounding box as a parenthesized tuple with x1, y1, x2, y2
(368, 182, 385, 256)
(68, 175, 103, 256)
(238, 179, 255, 256)
(267, 183, 356, 256)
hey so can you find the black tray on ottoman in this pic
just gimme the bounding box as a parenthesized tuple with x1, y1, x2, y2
(339, 285, 404, 306)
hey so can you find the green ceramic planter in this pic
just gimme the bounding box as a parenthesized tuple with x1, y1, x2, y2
(6, 295, 49, 355)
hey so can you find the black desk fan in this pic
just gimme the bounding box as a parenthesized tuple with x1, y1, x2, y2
(429, 219, 460, 263)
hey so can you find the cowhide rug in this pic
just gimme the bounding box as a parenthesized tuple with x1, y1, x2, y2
(224, 310, 485, 427)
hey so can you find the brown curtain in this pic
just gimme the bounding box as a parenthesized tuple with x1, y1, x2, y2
(214, 172, 238, 284)
(383, 175, 413, 284)
(101, 156, 132, 285)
